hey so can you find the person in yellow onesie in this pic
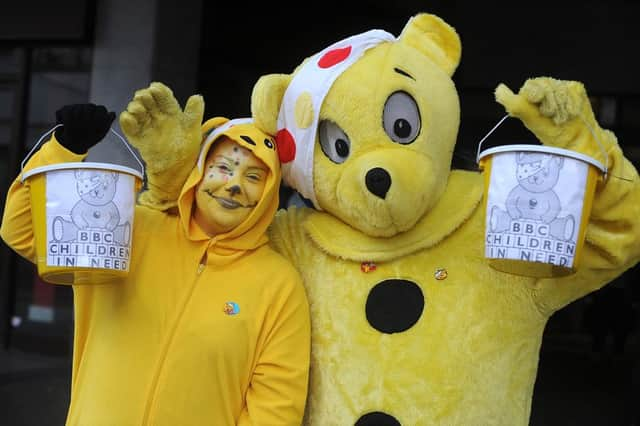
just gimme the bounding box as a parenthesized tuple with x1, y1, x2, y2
(0, 100, 311, 425)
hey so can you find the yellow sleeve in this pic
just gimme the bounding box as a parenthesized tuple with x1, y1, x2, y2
(534, 136, 640, 315)
(0, 136, 85, 262)
(237, 268, 311, 426)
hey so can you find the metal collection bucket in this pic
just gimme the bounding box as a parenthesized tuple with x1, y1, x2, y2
(21, 126, 144, 285)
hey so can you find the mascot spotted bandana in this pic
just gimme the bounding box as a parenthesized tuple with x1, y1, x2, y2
(273, 29, 396, 208)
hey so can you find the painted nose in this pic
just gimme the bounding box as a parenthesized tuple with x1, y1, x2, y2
(226, 185, 241, 196)
(365, 167, 391, 199)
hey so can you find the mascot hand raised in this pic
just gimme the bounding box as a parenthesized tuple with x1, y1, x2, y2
(496, 77, 614, 164)
(120, 82, 204, 210)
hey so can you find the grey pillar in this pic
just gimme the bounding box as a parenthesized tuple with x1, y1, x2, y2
(86, 0, 202, 171)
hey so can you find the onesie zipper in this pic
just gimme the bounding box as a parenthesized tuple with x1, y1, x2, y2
(141, 244, 210, 425)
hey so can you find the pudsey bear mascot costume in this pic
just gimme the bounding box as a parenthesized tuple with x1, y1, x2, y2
(127, 12, 640, 426)
(249, 12, 640, 425)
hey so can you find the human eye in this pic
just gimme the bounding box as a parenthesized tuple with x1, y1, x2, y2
(216, 162, 231, 172)
(246, 169, 265, 182)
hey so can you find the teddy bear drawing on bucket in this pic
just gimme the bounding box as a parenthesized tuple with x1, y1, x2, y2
(490, 152, 576, 241)
(52, 169, 131, 245)
(131, 12, 640, 426)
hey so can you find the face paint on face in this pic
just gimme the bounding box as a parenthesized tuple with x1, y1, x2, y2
(193, 137, 268, 235)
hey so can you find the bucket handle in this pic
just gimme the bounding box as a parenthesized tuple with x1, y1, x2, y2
(109, 128, 146, 177)
(578, 115, 609, 178)
(475, 114, 509, 164)
(21, 125, 145, 177)
(475, 114, 609, 177)
(21, 124, 62, 171)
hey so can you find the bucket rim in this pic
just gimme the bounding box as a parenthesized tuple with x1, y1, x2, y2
(477, 144, 606, 172)
(21, 162, 144, 182)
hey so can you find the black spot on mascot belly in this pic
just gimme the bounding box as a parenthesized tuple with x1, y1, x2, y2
(365, 279, 424, 333)
(356, 411, 402, 426)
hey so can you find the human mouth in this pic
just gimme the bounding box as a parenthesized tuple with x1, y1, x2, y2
(203, 190, 256, 209)
(214, 196, 242, 209)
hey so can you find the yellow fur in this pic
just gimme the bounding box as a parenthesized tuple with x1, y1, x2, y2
(120, 82, 205, 210)
(252, 12, 640, 425)
(398, 14, 462, 76)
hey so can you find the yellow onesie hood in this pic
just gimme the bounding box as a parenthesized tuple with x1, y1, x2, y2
(178, 118, 281, 264)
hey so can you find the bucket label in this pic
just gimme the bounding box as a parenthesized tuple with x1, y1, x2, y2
(45, 168, 135, 271)
(485, 151, 589, 268)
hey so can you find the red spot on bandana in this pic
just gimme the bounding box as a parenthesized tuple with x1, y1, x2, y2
(275, 128, 296, 163)
(318, 46, 352, 68)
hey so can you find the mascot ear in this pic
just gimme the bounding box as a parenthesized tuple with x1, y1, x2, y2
(251, 74, 292, 135)
(399, 13, 462, 76)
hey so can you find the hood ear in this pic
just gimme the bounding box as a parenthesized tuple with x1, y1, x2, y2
(399, 13, 462, 76)
(251, 74, 292, 135)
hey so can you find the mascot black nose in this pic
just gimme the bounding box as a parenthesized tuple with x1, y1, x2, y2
(365, 167, 392, 199)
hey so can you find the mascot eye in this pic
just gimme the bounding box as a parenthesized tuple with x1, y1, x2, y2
(319, 120, 351, 164)
(383, 91, 421, 144)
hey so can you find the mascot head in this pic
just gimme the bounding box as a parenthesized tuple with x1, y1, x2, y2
(252, 13, 462, 237)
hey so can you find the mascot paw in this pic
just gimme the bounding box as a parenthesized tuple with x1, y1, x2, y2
(519, 77, 586, 125)
(495, 77, 598, 149)
(120, 82, 204, 210)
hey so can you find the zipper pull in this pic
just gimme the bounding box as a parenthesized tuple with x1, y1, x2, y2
(198, 240, 213, 275)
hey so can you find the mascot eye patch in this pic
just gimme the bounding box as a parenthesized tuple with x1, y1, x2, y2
(355, 412, 401, 426)
(383, 91, 421, 145)
(319, 120, 351, 164)
(263, 138, 274, 149)
(365, 279, 424, 333)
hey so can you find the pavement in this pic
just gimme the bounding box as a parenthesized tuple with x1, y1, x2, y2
(0, 333, 638, 426)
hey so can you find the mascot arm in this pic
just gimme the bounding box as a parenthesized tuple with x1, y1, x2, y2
(267, 206, 313, 266)
(119, 82, 204, 211)
(496, 77, 640, 315)
(0, 136, 86, 262)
